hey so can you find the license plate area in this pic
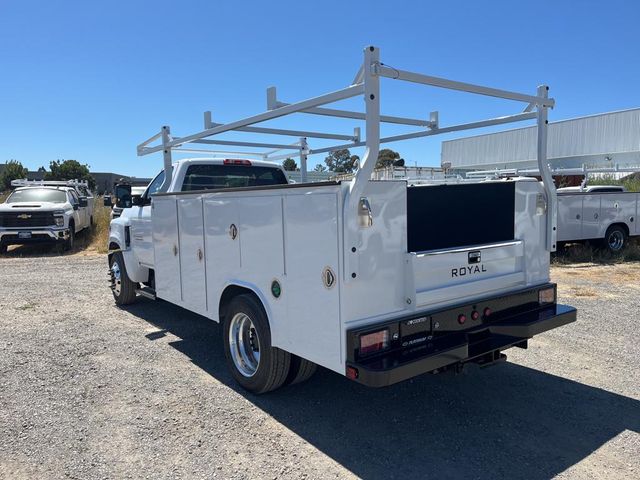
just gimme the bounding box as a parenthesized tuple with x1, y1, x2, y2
(18, 231, 32, 239)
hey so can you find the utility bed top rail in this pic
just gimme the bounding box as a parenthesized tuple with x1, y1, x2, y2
(137, 45, 558, 279)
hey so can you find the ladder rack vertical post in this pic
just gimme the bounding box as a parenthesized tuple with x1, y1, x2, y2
(160, 126, 173, 193)
(299, 137, 308, 183)
(344, 45, 381, 282)
(536, 85, 557, 252)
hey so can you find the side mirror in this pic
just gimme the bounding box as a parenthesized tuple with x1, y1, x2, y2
(103, 195, 113, 207)
(79, 197, 88, 208)
(131, 194, 145, 207)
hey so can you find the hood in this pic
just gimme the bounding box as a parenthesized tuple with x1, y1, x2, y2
(0, 201, 67, 212)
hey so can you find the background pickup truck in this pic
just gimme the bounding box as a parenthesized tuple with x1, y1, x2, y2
(0, 180, 94, 253)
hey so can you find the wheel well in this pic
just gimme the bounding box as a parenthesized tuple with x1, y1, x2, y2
(219, 285, 259, 323)
(607, 223, 629, 236)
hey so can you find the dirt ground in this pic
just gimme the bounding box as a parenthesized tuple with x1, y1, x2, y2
(0, 250, 638, 479)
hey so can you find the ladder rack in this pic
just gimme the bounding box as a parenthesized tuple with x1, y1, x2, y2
(11, 179, 90, 189)
(137, 45, 558, 254)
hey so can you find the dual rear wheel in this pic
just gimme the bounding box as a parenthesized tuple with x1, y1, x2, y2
(223, 294, 316, 394)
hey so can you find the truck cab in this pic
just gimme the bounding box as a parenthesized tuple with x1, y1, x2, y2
(0, 181, 94, 253)
(108, 158, 288, 280)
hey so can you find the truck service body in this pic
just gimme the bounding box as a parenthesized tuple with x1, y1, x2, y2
(108, 46, 577, 393)
(556, 185, 639, 251)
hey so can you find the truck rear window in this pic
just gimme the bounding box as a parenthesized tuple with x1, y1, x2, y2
(181, 164, 288, 192)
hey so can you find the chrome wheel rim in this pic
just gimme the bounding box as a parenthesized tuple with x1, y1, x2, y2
(228, 313, 261, 377)
(111, 261, 122, 296)
(608, 231, 624, 251)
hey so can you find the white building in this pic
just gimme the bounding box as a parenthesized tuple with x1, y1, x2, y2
(441, 108, 640, 172)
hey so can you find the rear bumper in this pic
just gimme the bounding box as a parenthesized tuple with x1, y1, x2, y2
(346, 286, 577, 387)
(0, 228, 70, 245)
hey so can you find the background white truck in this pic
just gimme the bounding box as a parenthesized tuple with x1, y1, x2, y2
(108, 46, 577, 394)
(557, 185, 639, 251)
(0, 180, 94, 253)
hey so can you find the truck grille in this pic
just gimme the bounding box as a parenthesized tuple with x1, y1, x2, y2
(0, 211, 56, 228)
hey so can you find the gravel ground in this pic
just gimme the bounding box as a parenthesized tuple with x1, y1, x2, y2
(0, 252, 638, 480)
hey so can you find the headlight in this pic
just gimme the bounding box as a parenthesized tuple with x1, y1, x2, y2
(55, 217, 64, 227)
(54, 211, 65, 227)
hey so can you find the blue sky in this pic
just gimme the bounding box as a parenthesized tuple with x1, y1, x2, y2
(1, 0, 639, 177)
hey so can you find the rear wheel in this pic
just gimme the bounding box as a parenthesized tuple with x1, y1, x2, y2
(285, 355, 317, 386)
(603, 225, 627, 253)
(109, 252, 138, 305)
(223, 294, 290, 394)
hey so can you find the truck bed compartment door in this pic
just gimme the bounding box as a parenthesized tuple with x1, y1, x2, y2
(178, 197, 207, 315)
(582, 195, 602, 239)
(152, 197, 182, 305)
(204, 198, 240, 317)
(557, 195, 583, 241)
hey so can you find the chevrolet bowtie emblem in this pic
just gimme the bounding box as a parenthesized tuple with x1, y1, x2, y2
(17, 214, 32, 219)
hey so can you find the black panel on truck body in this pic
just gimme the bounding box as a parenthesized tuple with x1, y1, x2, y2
(407, 182, 515, 252)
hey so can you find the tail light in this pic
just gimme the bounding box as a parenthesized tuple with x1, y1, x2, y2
(538, 286, 555, 305)
(457, 314, 466, 325)
(223, 159, 252, 166)
(359, 329, 389, 356)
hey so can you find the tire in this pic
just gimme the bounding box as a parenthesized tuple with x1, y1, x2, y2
(603, 225, 627, 253)
(0, 244, 7, 255)
(64, 224, 75, 251)
(285, 355, 317, 386)
(109, 251, 138, 305)
(223, 294, 290, 394)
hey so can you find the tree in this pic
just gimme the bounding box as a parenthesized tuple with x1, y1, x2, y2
(45, 159, 96, 190)
(376, 149, 402, 169)
(282, 158, 298, 171)
(0, 160, 28, 190)
(324, 149, 359, 173)
(314, 164, 327, 172)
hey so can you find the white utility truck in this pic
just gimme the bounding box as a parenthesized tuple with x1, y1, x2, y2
(557, 185, 639, 252)
(466, 168, 640, 252)
(0, 179, 93, 253)
(108, 46, 577, 393)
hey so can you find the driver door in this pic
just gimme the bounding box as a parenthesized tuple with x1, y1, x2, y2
(68, 191, 83, 231)
(129, 171, 165, 268)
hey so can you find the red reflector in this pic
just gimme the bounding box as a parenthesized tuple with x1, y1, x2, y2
(223, 158, 252, 166)
(359, 329, 389, 355)
(346, 366, 359, 380)
(483, 307, 492, 317)
(471, 310, 480, 321)
(458, 314, 466, 325)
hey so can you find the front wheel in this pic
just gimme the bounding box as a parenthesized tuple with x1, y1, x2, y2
(604, 225, 627, 253)
(109, 252, 138, 305)
(0, 244, 7, 255)
(63, 227, 75, 252)
(223, 294, 290, 394)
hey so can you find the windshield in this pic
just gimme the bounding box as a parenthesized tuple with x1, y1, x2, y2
(7, 188, 68, 204)
(181, 164, 288, 191)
